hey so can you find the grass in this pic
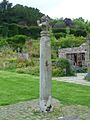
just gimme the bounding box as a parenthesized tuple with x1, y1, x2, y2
(52, 81, 90, 107)
(0, 71, 39, 105)
(0, 70, 90, 108)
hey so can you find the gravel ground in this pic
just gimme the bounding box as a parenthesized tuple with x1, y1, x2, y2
(0, 99, 90, 120)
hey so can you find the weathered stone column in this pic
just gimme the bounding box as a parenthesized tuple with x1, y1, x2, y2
(85, 35, 90, 78)
(40, 31, 52, 112)
(37, 16, 52, 112)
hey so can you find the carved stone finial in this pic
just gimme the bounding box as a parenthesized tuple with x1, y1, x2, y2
(37, 15, 49, 31)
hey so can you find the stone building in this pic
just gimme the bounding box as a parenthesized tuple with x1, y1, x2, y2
(58, 43, 87, 67)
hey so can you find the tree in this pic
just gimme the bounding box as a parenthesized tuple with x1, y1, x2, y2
(64, 18, 72, 27)
(64, 18, 73, 35)
(53, 18, 66, 28)
(6, 35, 28, 50)
(0, 0, 12, 12)
(12, 4, 43, 26)
(59, 34, 85, 48)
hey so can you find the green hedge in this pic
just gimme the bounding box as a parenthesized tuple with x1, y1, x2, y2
(52, 58, 75, 76)
(0, 23, 41, 39)
(75, 66, 87, 73)
(16, 66, 39, 76)
(52, 67, 65, 77)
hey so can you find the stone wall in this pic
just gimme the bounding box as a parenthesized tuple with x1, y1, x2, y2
(58, 43, 87, 66)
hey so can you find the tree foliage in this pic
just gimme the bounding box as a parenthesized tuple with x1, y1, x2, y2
(0, 0, 43, 38)
(59, 34, 85, 48)
(6, 35, 28, 49)
(51, 17, 90, 38)
(0, 0, 89, 50)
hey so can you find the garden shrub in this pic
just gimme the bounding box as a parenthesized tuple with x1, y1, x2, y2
(6, 35, 28, 50)
(8, 58, 17, 63)
(5, 62, 16, 71)
(16, 66, 39, 76)
(52, 58, 75, 76)
(54, 32, 66, 39)
(52, 28, 66, 34)
(6, 58, 17, 70)
(75, 66, 87, 73)
(0, 38, 8, 47)
(3, 58, 35, 70)
(31, 41, 40, 58)
(29, 26, 41, 39)
(52, 67, 65, 77)
(16, 59, 34, 68)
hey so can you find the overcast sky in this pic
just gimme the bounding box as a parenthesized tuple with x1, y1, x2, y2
(2, 0, 90, 20)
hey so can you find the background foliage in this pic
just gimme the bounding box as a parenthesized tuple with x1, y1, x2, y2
(0, 0, 89, 77)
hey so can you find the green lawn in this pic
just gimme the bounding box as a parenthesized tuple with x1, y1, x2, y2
(0, 71, 90, 108)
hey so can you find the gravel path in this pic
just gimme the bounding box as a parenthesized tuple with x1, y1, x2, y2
(0, 99, 90, 120)
(53, 73, 90, 86)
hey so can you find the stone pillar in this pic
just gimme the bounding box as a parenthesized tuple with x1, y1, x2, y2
(40, 31, 52, 112)
(37, 15, 52, 112)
